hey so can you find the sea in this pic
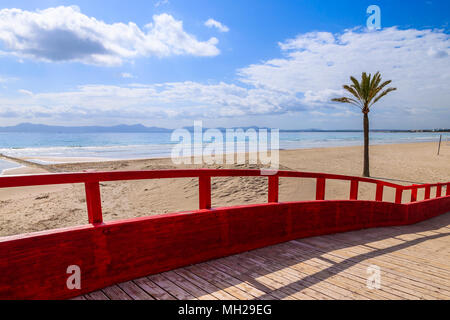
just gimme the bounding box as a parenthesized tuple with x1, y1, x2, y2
(0, 131, 447, 173)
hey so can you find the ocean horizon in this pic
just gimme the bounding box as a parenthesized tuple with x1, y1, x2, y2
(0, 131, 447, 171)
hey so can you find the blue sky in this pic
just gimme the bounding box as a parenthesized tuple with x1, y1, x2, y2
(0, 0, 449, 129)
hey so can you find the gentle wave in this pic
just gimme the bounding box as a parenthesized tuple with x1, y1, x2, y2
(0, 159, 23, 174)
(0, 131, 446, 161)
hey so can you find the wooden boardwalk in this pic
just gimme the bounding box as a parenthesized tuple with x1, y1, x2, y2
(74, 212, 450, 300)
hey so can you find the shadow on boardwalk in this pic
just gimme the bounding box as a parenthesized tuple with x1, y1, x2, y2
(80, 212, 450, 300)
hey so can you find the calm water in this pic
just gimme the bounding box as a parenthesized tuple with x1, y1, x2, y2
(0, 131, 446, 163)
(0, 159, 22, 173)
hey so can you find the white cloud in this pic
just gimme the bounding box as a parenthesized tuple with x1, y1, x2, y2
(0, 6, 220, 66)
(205, 18, 229, 33)
(155, 0, 169, 8)
(239, 27, 450, 118)
(18, 89, 33, 96)
(121, 73, 135, 79)
(0, 75, 17, 83)
(1, 27, 449, 129)
(0, 81, 303, 123)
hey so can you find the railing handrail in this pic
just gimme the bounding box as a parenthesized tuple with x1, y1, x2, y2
(0, 168, 448, 189)
(1, 169, 449, 225)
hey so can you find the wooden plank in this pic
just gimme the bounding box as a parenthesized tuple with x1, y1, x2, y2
(243, 247, 372, 300)
(213, 252, 321, 300)
(199, 262, 266, 300)
(301, 236, 450, 292)
(85, 290, 110, 300)
(184, 264, 255, 300)
(102, 285, 131, 300)
(336, 229, 450, 272)
(208, 259, 289, 299)
(161, 270, 217, 300)
(148, 274, 197, 300)
(278, 241, 398, 299)
(133, 277, 175, 300)
(321, 228, 450, 281)
(247, 245, 374, 300)
(287, 241, 415, 300)
(118, 281, 154, 300)
(282, 241, 440, 300)
(246, 256, 352, 299)
(174, 268, 237, 300)
(218, 254, 331, 300)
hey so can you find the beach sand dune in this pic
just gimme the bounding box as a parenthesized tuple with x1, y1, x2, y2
(0, 142, 449, 237)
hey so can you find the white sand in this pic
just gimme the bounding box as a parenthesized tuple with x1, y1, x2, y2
(0, 142, 449, 238)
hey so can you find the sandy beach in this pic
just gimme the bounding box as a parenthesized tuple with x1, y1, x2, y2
(0, 141, 449, 238)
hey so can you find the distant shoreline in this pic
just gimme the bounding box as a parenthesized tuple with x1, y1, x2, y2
(1, 141, 446, 171)
(0, 123, 449, 134)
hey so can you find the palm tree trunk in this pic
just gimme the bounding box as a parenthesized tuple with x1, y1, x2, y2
(363, 112, 370, 177)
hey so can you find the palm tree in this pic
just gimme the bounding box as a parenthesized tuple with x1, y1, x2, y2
(332, 72, 396, 177)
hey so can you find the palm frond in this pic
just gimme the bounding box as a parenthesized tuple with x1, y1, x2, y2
(371, 87, 397, 106)
(343, 85, 361, 101)
(368, 79, 391, 102)
(350, 76, 362, 95)
(331, 97, 363, 109)
(331, 72, 396, 111)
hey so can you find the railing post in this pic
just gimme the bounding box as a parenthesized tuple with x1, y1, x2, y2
(424, 185, 431, 200)
(199, 176, 211, 209)
(349, 180, 358, 200)
(436, 184, 442, 198)
(85, 181, 103, 224)
(375, 184, 384, 202)
(268, 176, 279, 203)
(395, 188, 403, 204)
(410, 185, 417, 203)
(316, 178, 325, 201)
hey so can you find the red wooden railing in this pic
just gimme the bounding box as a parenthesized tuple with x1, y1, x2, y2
(0, 169, 448, 225)
(0, 169, 449, 300)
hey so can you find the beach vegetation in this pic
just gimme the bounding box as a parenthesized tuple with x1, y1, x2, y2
(332, 72, 396, 177)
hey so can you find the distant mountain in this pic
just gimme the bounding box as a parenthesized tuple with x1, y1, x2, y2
(0, 123, 448, 133)
(0, 123, 172, 133)
(181, 125, 271, 132)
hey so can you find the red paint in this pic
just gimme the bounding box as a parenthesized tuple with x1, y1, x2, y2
(85, 182, 103, 224)
(268, 176, 279, 203)
(436, 184, 442, 197)
(424, 185, 431, 200)
(350, 180, 359, 200)
(411, 186, 418, 202)
(0, 169, 448, 300)
(375, 184, 384, 202)
(395, 188, 403, 204)
(315, 178, 325, 201)
(198, 176, 211, 209)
